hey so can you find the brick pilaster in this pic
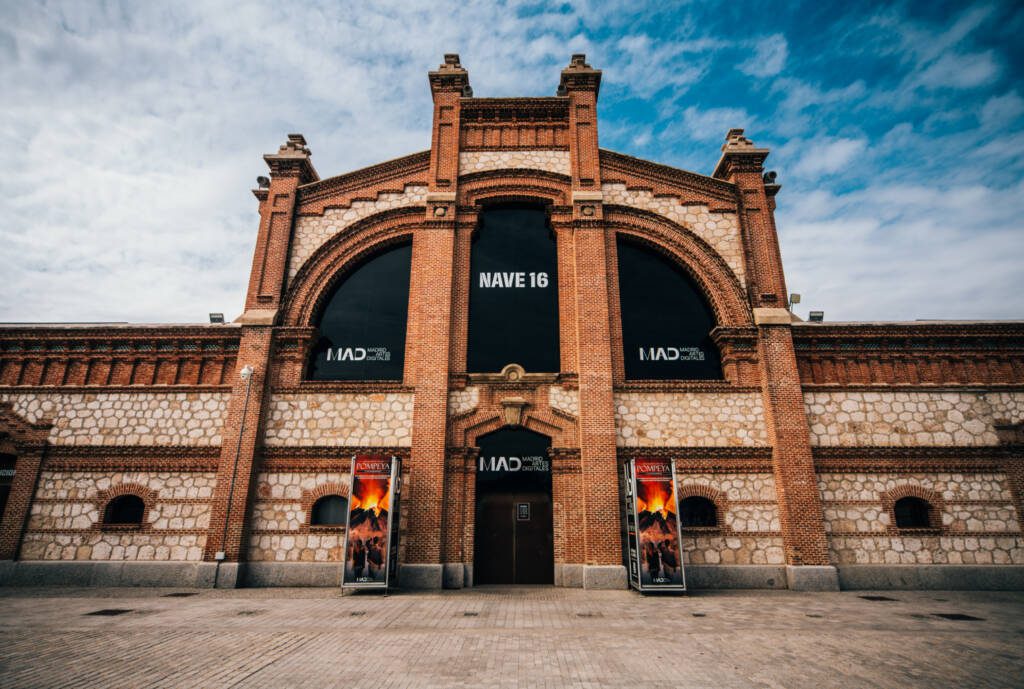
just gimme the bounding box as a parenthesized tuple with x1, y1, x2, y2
(404, 55, 468, 567)
(0, 444, 46, 560)
(242, 135, 318, 320)
(203, 326, 273, 563)
(756, 322, 831, 565)
(715, 129, 830, 567)
(559, 56, 620, 567)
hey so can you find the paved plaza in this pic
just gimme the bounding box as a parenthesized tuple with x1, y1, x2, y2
(0, 586, 1022, 688)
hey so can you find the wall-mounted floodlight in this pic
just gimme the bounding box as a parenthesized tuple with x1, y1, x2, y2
(789, 293, 801, 307)
(809, 311, 824, 322)
(209, 313, 225, 324)
(256, 176, 270, 189)
(240, 365, 254, 381)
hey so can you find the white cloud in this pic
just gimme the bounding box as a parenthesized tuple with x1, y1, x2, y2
(738, 34, 787, 77)
(915, 50, 999, 90)
(789, 137, 867, 178)
(682, 106, 754, 142)
(981, 91, 1024, 126)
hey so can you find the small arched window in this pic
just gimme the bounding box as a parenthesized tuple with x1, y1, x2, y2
(680, 496, 718, 528)
(103, 494, 145, 526)
(311, 495, 348, 526)
(894, 496, 932, 529)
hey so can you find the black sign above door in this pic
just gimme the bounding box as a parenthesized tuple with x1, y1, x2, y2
(308, 242, 412, 380)
(467, 205, 560, 373)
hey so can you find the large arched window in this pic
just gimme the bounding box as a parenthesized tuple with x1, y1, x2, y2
(310, 495, 348, 526)
(308, 242, 412, 380)
(103, 494, 145, 526)
(467, 204, 560, 373)
(616, 237, 722, 380)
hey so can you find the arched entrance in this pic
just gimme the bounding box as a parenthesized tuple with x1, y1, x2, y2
(474, 427, 553, 585)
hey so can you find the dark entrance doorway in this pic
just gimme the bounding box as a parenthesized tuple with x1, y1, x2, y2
(474, 427, 553, 585)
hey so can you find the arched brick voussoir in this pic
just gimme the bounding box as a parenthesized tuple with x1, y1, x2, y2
(281, 207, 423, 328)
(458, 170, 572, 209)
(604, 207, 752, 327)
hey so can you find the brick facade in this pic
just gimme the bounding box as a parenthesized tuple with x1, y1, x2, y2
(1, 55, 1022, 590)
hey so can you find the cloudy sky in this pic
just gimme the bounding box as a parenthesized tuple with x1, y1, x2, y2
(1, 0, 1022, 323)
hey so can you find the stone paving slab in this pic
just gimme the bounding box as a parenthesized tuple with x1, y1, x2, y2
(0, 587, 1022, 688)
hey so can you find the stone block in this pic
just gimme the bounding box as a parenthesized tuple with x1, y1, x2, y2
(555, 563, 584, 588)
(399, 563, 443, 589)
(837, 565, 1024, 590)
(443, 563, 465, 589)
(786, 565, 840, 591)
(214, 562, 243, 589)
(243, 562, 342, 587)
(582, 565, 627, 590)
(684, 565, 787, 589)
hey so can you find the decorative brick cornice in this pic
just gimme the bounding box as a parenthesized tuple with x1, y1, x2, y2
(793, 321, 1024, 386)
(812, 445, 1023, 460)
(600, 149, 737, 203)
(296, 151, 430, 213)
(428, 53, 470, 93)
(559, 54, 601, 96)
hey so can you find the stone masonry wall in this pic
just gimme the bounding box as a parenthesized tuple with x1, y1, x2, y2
(677, 473, 784, 565)
(805, 391, 1024, 446)
(264, 393, 414, 447)
(614, 392, 767, 447)
(247, 471, 350, 562)
(601, 183, 746, 286)
(459, 150, 570, 176)
(448, 387, 479, 417)
(0, 391, 227, 446)
(819, 472, 1024, 564)
(289, 185, 428, 281)
(20, 470, 216, 561)
(549, 386, 579, 417)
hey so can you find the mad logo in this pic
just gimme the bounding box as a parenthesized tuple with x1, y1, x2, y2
(478, 455, 550, 473)
(325, 346, 392, 363)
(638, 346, 706, 362)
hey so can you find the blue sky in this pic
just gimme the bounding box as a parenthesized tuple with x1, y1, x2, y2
(1, 0, 1021, 323)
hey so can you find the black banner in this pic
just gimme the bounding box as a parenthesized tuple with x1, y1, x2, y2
(616, 238, 721, 380)
(467, 205, 560, 373)
(309, 243, 411, 380)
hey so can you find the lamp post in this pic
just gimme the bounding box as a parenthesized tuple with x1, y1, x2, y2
(214, 364, 254, 586)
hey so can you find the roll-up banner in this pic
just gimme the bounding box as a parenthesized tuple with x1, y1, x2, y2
(342, 454, 402, 589)
(625, 458, 686, 592)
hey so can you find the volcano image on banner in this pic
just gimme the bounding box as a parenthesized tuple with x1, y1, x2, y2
(633, 458, 684, 587)
(343, 455, 396, 586)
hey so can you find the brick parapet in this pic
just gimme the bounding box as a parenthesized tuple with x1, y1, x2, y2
(793, 322, 1024, 386)
(0, 326, 240, 387)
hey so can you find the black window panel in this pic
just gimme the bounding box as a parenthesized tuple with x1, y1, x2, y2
(467, 206, 560, 373)
(680, 496, 717, 527)
(475, 427, 552, 496)
(308, 242, 412, 380)
(894, 497, 932, 529)
(104, 495, 145, 525)
(311, 495, 348, 526)
(616, 238, 722, 380)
